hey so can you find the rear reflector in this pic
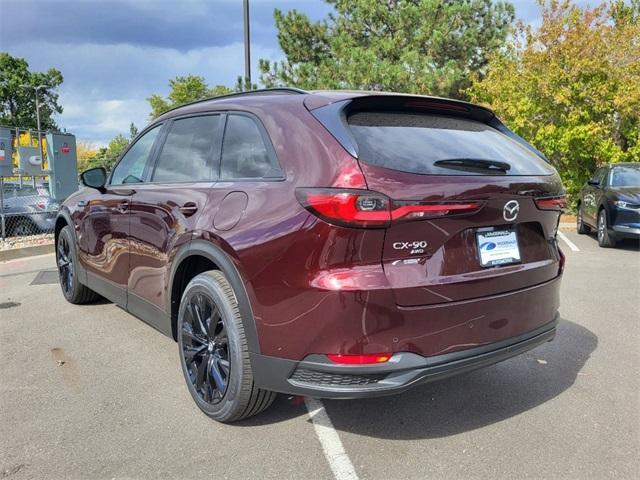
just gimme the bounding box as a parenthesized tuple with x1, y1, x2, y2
(327, 353, 392, 364)
(296, 188, 485, 228)
(535, 196, 567, 211)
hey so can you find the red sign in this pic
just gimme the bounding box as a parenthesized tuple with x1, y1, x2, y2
(61, 143, 70, 154)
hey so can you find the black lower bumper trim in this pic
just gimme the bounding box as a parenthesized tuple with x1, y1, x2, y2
(251, 315, 559, 399)
(612, 225, 640, 237)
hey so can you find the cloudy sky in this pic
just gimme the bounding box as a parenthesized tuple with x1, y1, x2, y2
(1, 0, 592, 145)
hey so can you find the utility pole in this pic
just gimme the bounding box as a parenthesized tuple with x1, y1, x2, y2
(243, 0, 251, 90)
(20, 84, 48, 164)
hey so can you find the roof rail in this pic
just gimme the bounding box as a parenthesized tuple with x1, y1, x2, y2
(159, 87, 308, 116)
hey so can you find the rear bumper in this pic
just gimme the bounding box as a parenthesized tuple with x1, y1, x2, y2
(252, 314, 558, 399)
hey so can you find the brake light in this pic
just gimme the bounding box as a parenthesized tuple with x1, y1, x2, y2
(327, 353, 392, 364)
(535, 196, 567, 211)
(296, 188, 484, 228)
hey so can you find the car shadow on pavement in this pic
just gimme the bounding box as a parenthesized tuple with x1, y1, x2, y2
(611, 239, 640, 251)
(583, 234, 640, 251)
(242, 318, 597, 439)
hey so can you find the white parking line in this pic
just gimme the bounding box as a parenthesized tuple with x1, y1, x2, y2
(558, 231, 580, 252)
(305, 397, 359, 480)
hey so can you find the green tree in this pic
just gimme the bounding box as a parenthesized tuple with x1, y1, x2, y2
(147, 75, 235, 119)
(129, 122, 139, 139)
(260, 0, 515, 99)
(0, 53, 64, 129)
(89, 134, 130, 171)
(87, 123, 142, 171)
(468, 0, 640, 205)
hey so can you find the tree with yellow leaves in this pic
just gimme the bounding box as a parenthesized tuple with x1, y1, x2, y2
(468, 0, 640, 206)
(76, 140, 98, 172)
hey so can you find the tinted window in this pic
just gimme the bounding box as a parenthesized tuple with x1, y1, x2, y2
(348, 112, 555, 176)
(111, 125, 161, 185)
(220, 115, 280, 179)
(610, 165, 640, 187)
(152, 116, 220, 182)
(591, 168, 607, 185)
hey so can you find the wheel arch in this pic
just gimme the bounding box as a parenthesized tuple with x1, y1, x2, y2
(168, 239, 261, 354)
(54, 213, 70, 245)
(597, 202, 611, 222)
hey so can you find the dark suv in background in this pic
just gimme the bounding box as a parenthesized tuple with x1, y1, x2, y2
(576, 162, 640, 247)
(56, 89, 566, 422)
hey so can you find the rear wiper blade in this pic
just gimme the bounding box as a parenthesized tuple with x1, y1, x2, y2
(434, 158, 511, 172)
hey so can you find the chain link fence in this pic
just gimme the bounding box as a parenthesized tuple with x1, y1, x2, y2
(1, 176, 59, 240)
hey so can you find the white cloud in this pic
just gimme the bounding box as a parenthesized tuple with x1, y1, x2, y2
(8, 41, 281, 143)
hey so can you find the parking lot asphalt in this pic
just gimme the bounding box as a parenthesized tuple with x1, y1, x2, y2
(1, 231, 639, 480)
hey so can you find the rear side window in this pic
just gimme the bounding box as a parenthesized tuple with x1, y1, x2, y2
(348, 112, 555, 176)
(220, 114, 281, 180)
(152, 115, 220, 183)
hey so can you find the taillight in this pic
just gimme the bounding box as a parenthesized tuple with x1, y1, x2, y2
(296, 188, 485, 228)
(327, 353, 392, 364)
(297, 189, 390, 228)
(535, 196, 567, 211)
(390, 200, 485, 221)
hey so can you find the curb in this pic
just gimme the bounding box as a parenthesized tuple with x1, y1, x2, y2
(0, 243, 55, 262)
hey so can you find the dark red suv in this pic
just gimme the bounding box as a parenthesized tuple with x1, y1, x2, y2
(56, 88, 565, 422)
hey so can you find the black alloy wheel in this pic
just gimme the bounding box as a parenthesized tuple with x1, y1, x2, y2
(57, 232, 74, 296)
(177, 270, 275, 422)
(180, 292, 230, 404)
(576, 205, 590, 234)
(56, 225, 100, 304)
(597, 209, 616, 248)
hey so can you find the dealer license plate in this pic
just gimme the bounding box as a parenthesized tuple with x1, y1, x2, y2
(476, 229, 521, 267)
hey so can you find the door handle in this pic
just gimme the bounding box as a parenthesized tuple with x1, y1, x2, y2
(117, 201, 129, 213)
(179, 202, 198, 217)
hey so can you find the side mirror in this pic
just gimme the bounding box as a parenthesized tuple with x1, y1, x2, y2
(80, 167, 107, 192)
(587, 180, 600, 187)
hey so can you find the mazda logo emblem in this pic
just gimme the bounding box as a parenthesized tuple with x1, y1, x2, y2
(503, 200, 520, 222)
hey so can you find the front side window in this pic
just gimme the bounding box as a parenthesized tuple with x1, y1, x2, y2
(591, 168, 607, 185)
(220, 114, 281, 180)
(111, 125, 161, 185)
(152, 115, 221, 183)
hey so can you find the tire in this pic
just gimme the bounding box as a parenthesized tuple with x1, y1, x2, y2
(57, 226, 101, 304)
(597, 209, 616, 248)
(576, 204, 590, 234)
(177, 270, 276, 423)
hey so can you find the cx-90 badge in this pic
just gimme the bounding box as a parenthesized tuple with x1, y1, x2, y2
(503, 200, 520, 222)
(393, 240, 428, 255)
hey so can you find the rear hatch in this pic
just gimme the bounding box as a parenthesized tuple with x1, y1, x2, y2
(314, 97, 565, 307)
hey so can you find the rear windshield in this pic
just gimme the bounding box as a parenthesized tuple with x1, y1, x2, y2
(348, 112, 555, 176)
